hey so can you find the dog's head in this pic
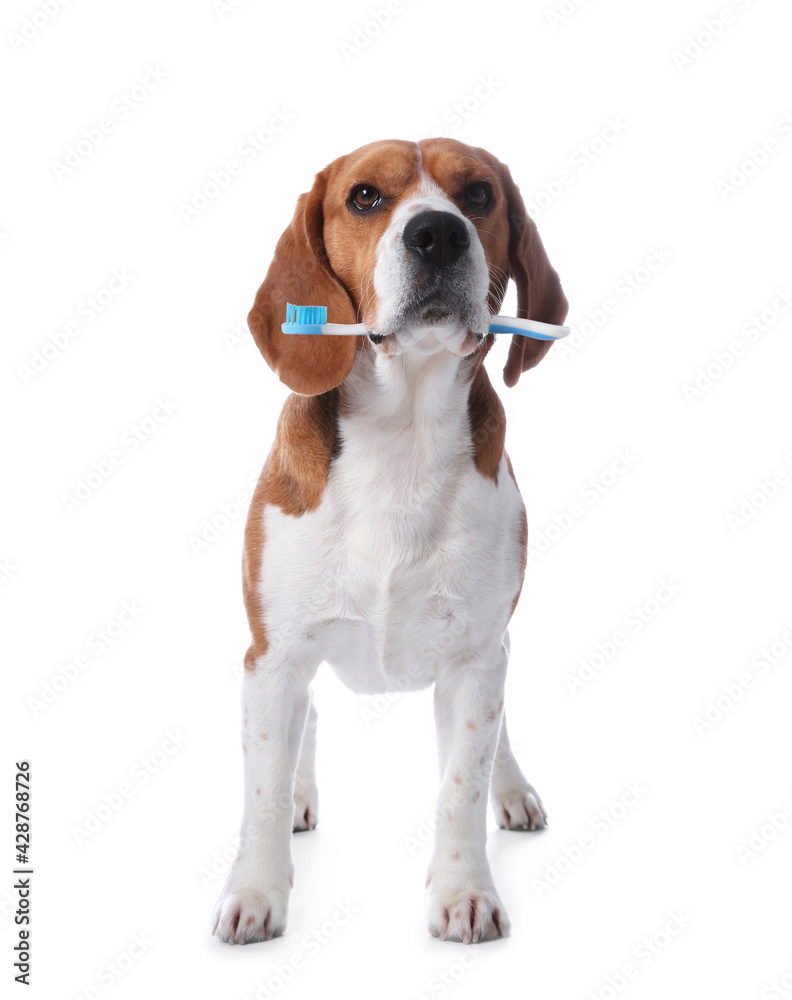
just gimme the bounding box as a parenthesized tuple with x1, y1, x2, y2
(249, 138, 568, 394)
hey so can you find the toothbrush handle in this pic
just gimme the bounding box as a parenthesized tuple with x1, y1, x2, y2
(488, 315, 570, 341)
(322, 323, 368, 336)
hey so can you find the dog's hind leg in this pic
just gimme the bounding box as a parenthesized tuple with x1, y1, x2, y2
(489, 714, 547, 831)
(292, 687, 319, 832)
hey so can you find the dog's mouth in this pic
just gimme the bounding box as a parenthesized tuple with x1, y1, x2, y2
(365, 267, 491, 355)
(377, 289, 482, 336)
(367, 295, 488, 357)
(369, 295, 455, 344)
(368, 300, 472, 351)
(411, 294, 459, 326)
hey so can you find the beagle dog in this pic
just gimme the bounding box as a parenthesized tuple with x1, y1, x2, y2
(212, 138, 568, 945)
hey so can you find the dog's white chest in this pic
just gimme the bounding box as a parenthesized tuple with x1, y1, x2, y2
(259, 352, 524, 694)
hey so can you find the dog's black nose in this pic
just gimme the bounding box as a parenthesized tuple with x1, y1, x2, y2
(402, 211, 470, 270)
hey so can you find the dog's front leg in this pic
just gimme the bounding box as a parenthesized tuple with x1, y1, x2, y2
(426, 653, 510, 942)
(212, 654, 311, 944)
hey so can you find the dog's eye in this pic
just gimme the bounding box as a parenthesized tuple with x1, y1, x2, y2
(350, 185, 381, 212)
(465, 182, 492, 210)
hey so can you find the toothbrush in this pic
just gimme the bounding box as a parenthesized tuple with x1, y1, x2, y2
(281, 303, 569, 341)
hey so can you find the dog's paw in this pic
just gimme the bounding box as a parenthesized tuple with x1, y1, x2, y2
(427, 883, 510, 943)
(212, 885, 290, 944)
(491, 782, 547, 831)
(293, 781, 319, 832)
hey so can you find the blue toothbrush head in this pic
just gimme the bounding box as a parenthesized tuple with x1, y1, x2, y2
(282, 303, 329, 335)
(285, 303, 327, 326)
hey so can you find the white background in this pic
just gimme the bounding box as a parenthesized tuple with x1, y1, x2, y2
(2, 0, 791, 997)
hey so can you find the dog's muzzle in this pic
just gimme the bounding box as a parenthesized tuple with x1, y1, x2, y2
(369, 206, 490, 347)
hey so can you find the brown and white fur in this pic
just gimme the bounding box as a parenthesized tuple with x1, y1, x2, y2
(211, 138, 569, 945)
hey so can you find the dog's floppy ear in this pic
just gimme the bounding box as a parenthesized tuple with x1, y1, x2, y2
(498, 164, 568, 388)
(248, 168, 360, 395)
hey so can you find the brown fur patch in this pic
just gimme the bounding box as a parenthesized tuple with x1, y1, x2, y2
(243, 389, 341, 669)
(258, 390, 341, 517)
(467, 364, 505, 481)
(321, 140, 422, 330)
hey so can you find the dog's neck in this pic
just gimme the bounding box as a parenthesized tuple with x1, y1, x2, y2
(338, 336, 479, 485)
(344, 336, 475, 421)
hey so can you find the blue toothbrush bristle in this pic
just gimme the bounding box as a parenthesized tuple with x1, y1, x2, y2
(285, 303, 327, 325)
